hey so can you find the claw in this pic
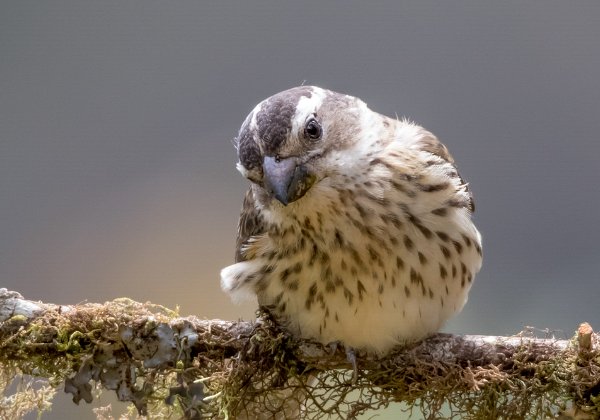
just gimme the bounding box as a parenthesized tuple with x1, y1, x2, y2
(328, 341, 340, 355)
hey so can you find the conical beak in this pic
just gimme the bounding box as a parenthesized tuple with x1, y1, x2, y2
(263, 156, 316, 205)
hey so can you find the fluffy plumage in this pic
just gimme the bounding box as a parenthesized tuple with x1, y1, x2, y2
(221, 86, 482, 354)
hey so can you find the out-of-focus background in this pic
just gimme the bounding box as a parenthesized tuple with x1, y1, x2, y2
(2, 2, 599, 418)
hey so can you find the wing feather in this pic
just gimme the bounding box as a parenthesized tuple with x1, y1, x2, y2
(416, 130, 475, 212)
(235, 188, 266, 262)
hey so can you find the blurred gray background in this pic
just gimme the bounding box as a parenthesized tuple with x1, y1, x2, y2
(2, 1, 599, 418)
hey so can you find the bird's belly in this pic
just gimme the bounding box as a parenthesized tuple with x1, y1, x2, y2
(258, 218, 482, 354)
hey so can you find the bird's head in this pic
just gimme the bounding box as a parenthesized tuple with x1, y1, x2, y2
(234, 86, 370, 206)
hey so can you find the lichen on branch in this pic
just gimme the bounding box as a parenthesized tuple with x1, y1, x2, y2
(0, 288, 598, 419)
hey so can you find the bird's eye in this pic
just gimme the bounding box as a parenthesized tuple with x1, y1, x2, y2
(304, 118, 322, 140)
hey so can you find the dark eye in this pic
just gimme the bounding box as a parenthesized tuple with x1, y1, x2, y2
(304, 118, 322, 140)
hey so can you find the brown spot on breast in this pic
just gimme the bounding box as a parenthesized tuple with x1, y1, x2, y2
(367, 244, 381, 262)
(389, 215, 403, 230)
(349, 248, 366, 272)
(325, 280, 336, 293)
(321, 265, 332, 281)
(431, 207, 448, 216)
(396, 256, 405, 270)
(370, 157, 395, 171)
(410, 268, 424, 286)
(334, 229, 344, 247)
(406, 211, 421, 226)
(279, 268, 291, 284)
(416, 224, 433, 239)
(273, 292, 284, 305)
(439, 264, 448, 279)
(436, 231, 450, 242)
(317, 292, 325, 307)
(343, 287, 354, 305)
(418, 182, 450, 192)
(380, 196, 393, 208)
(440, 245, 451, 259)
(418, 252, 428, 265)
(462, 234, 472, 248)
(356, 203, 368, 219)
(297, 237, 306, 251)
(305, 282, 318, 310)
(475, 243, 483, 256)
(391, 180, 415, 197)
(316, 211, 323, 227)
(305, 298, 313, 310)
(453, 240, 463, 254)
(309, 244, 318, 266)
(404, 235, 414, 251)
(337, 189, 350, 206)
(357, 280, 366, 301)
(447, 198, 469, 209)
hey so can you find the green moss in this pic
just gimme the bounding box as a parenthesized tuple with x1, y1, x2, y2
(7, 314, 28, 324)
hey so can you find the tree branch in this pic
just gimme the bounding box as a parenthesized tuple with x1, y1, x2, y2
(0, 288, 598, 419)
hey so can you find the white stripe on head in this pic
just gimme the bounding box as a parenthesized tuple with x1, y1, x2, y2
(249, 101, 263, 132)
(292, 87, 327, 132)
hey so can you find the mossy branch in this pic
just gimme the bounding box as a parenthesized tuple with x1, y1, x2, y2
(1, 288, 598, 419)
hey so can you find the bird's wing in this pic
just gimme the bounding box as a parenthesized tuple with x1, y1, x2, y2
(414, 130, 475, 213)
(414, 132, 454, 163)
(235, 188, 267, 262)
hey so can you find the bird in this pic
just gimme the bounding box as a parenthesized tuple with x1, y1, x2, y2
(221, 86, 482, 355)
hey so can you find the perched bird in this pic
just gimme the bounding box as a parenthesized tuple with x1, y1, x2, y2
(221, 86, 482, 354)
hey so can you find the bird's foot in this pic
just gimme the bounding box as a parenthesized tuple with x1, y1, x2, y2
(345, 346, 359, 384)
(325, 341, 359, 383)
